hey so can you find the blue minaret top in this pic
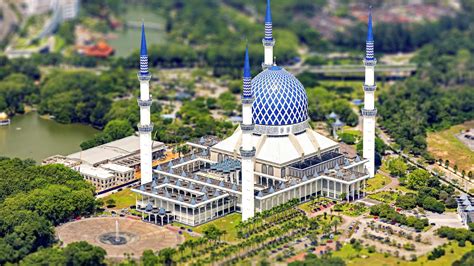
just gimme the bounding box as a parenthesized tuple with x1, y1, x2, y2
(365, 8, 375, 60)
(264, 0, 273, 41)
(367, 9, 373, 42)
(140, 23, 149, 75)
(242, 46, 252, 99)
(265, 0, 272, 23)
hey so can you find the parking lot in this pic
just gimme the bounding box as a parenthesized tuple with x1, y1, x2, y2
(424, 211, 465, 228)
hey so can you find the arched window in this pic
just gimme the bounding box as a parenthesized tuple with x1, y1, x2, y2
(218, 154, 223, 162)
(281, 168, 286, 177)
(268, 166, 274, 176)
(262, 164, 267, 174)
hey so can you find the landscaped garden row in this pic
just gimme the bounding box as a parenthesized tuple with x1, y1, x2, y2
(370, 204, 429, 231)
(333, 202, 368, 217)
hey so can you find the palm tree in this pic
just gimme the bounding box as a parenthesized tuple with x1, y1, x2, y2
(331, 216, 342, 235)
(158, 248, 176, 266)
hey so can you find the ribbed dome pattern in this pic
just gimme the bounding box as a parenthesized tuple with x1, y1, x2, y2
(251, 66, 309, 126)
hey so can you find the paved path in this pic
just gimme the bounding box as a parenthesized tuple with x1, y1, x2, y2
(0, 2, 18, 42)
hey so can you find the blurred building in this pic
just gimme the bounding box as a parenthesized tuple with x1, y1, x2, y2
(23, 0, 79, 20)
(457, 194, 474, 226)
(78, 41, 115, 58)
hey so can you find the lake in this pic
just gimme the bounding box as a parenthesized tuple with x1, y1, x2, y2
(109, 6, 167, 57)
(0, 112, 98, 163)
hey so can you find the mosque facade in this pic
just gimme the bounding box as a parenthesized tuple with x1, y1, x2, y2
(132, 1, 376, 226)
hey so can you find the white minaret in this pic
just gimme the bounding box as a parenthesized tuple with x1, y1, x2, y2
(241, 46, 256, 221)
(362, 10, 377, 178)
(138, 23, 153, 185)
(262, 0, 275, 69)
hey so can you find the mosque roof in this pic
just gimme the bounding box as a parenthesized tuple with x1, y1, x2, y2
(252, 66, 308, 126)
(212, 127, 338, 165)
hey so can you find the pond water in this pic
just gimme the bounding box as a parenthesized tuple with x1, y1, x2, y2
(109, 6, 166, 57)
(0, 112, 98, 163)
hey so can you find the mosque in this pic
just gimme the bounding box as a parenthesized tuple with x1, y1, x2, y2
(132, 1, 377, 226)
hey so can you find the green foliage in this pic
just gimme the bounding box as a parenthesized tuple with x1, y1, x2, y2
(387, 157, 407, 177)
(38, 69, 135, 126)
(20, 247, 66, 265)
(453, 250, 474, 266)
(395, 193, 417, 210)
(217, 92, 237, 116)
(422, 196, 445, 213)
(57, 20, 76, 45)
(405, 169, 431, 190)
(339, 132, 357, 145)
(370, 204, 428, 230)
(379, 27, 474, 155)
(0, 73, 38, 113)
(154, 97, 234, 143)
(437, 226, 474, 247)
(288, 253, 346, 266)
(334, 5, 472, 53)
(21, 241, 106, 266)
(0, 158, 96, 263)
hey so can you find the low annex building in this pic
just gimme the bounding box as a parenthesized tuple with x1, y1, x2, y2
(43, 135, 166, 192)
(132, 1, 375, 226)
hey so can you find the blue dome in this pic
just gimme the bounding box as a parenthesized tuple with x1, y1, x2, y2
(252, 66, 309, 126)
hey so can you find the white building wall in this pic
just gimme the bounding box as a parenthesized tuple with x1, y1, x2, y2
(139, 79, 153, 185)
(363, 64, 376, 177)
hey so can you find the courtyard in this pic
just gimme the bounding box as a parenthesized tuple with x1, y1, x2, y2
(56, 217, 184, 259)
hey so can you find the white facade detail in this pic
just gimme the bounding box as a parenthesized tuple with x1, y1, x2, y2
(139, 77, 153, 185)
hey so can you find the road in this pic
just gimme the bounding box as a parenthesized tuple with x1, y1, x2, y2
(286, 64, 417, 78)
(0, 2, 18, 42)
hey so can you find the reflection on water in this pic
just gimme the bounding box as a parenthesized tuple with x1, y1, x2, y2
(0, 112, 98, 163)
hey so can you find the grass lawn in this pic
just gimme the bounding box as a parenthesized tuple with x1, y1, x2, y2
(333, 203, 368, 217)
(173, 213, 242, 243)
(367, 191, 398, 204)
(427, 120, 474, 172)
(366, 174, 391, 192)
(333, 241, 472, 266)
(298, 201, 313, 213)
(102, 188, 136, 209)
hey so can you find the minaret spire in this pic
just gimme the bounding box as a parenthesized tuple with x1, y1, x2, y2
(242, 45, 252, 99)
(137, 22, 153, 185)
(262, 0, 275, 69)
(362, 8, 377, 178)
(240, 45, 256, 221)
(365, 7, 374, 61)
(264, 0, 272, 41)
(140, 22, 149, 75)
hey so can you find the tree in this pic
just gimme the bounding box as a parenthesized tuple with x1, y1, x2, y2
(63, 241, 106, 266)
(106, 198, 116, 208)
(454, 164, 458, 173)
(158, 248, 176, 266)
(103, 119, 134, 140)
(406, 169, 431, 190)
(331, 216, 342, 235)
(20, 248, 66, 265)
(387, 157, 408, 177)
(141, 250, 159, 266)
(288, 253, 346, 266)
(428, 247, 446, 260)
(445, 160, 450, 169)
(339, 133, 357, 145)
(396, 194, 417, 209)
(422, 197, 445, 213)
